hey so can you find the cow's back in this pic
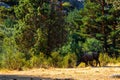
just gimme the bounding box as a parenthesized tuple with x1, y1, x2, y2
(92, 52, 99, 60)
(82, 53, 93, 61)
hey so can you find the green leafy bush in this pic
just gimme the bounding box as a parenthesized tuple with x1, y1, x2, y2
(99, 53, 118, 66)
(83, 38, 102, 52)
(1, 37, 25, 70)
(77, 62, 86, 68)
(99, 53, 110, 66)
(0, 54, 3, 68)
(2, 52, 25, 70)
(24, 52, 49, 69)
(62, 53, 76, 68)
(29, 53, 48, 68)
(25, 52, 77, 68)
(50, 52, 63, 67)
(58, 43, 71, 55)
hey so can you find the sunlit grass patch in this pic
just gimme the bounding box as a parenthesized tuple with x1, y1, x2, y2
(77, 62, 86, 68)
(99, 53, 120, 66)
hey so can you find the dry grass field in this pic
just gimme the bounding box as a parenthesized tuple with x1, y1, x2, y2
(0, 65, 120, 80)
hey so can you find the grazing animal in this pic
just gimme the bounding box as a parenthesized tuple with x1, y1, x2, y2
(76, 52, 100, 67)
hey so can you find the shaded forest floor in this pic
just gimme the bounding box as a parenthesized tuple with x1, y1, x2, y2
(0, 65, 120, 80)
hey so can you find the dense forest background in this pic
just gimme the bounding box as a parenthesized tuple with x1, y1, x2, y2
(0, 0, 120, 70)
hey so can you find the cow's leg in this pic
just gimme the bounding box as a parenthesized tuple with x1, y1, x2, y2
(85, 61, 88, 67)
(89, 61, 94, 67)
(96, 60, 101, 67)
(95, 60, 98, 67)
(98, 60, 101, 67)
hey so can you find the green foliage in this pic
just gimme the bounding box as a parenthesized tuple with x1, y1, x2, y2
(77, 63, 86, 68)
(58, 42, 71, 55)
(24, 52, 77, 68)
(66, 9, 82, 33)
(50, 52, 63, 67)
(0, 0, 120, 69)
(112, 0, 120, 10)
(0, 30, 4, 53)
(34, 28, 47, 54)
(62, 2, 71, 7)
(1, 36, 25, 70)
(83, 38, 102, 52)
(2, 51, 25, 70)
(29, 53, 48, 68)
(14, 0, 68, 55)
(62, 53, 76, 68)
(99, 53, 119, 66)
(117, 57, 120, 63)
(4, 18, 15, 28)
(0, 54, 3, 68)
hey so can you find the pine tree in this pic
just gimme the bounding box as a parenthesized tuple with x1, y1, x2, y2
(14, 0, 67, 56)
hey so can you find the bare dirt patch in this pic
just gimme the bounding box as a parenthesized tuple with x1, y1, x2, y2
(0, 66, 120, 80)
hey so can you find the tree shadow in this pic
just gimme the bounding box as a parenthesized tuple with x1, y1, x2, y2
(0, 75, 74, 80)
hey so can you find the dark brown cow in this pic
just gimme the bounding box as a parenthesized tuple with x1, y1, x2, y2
(76, 52, 100, 67)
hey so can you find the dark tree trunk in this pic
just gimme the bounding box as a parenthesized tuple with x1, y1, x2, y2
(100, 0, 108, 52)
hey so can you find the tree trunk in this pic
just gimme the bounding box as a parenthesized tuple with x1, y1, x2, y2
(101, 0, 108, 52)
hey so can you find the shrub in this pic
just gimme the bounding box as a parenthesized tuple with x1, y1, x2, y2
(25, 52, 76, 68)
(99, 53, 118, 66)
(83, 38, 102, 52)
(77, 62, 86, 68)
(0, 54, 3, 68)
(117, 57, 120, 62)
(50, 52, 63, 67)
(117, 57, 120, 66)
(2, 52, 25, 70)
(58, 43, 71, 56)
(62, 53, 76, 68)
(1, 37, 25, 70)
(99, 53, 110, 66)
(27, 53, 48, 68)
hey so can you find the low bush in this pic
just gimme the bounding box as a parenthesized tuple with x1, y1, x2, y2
(50, 52, 63, 67)
(25, 53, 49, 68)
(19, 52, 77, 69)
(1, 37, 25, 70)
(77, 62, 86, 68)
(0, 54, 3, 68)
(1, 52, 25, 70)
(62, 53, 76, 68)
(99, 53, 118, 66)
